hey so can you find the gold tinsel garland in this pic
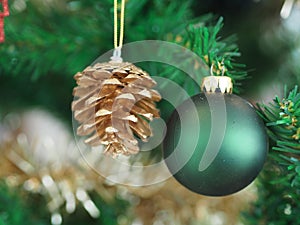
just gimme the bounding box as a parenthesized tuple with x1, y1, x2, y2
(0, 111, 110, 224)
(0, 110, 256, 225)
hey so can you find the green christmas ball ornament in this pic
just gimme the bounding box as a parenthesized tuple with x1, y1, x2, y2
(163, 76, 268, 196)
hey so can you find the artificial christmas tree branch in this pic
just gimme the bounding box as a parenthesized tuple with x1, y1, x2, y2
(257, 85, 300, 156)
(244, 85, 300, 225)
(160, 16, 248, 95)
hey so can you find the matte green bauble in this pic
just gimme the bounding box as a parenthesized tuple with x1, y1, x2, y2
(163, 92, 268, 196)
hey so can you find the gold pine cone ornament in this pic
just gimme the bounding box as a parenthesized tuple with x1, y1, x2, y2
(72, 62, 161, 156)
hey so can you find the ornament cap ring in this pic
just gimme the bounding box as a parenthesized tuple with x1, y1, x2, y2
(201, 76, 233, 94)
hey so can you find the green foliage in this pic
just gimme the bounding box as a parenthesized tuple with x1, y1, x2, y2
(0, 181, 47, 225)
(0, 0, 248, 120)
(1, 0, 193, 79)
(242, 161, 300, 225)
(0, 0, 194, 119)
(0, 180, 131, 225)
(259, 86, 300, 141)
(185, 17, 247, 85)
(244, 86, 300, 225)
(62, 192, 130, 225)
(158, 16, 247, 97)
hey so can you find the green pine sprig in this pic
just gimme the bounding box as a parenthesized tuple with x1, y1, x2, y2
(0, 0, 194, 80)
(0, 0, 194, 118)
(186, 17, 247, 83)
(258, 85, 300, 187)
(257, 85, 300, 151)
(160, 16, 248, 95)
(243, 86, 300, 225)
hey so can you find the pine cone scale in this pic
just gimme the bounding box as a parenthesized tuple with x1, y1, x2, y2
(91, 70, 112, 80)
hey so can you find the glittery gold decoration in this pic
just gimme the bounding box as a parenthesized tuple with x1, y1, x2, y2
(131, 178, 256, 225)
(72, 62, 161, 156)
(0, 111, 106, 225)
(0, 110, 256, 225)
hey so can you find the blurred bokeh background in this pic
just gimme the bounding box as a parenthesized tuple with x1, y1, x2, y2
(0, 0, 300, 225)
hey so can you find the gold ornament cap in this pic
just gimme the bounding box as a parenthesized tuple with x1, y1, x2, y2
(201, 76, 233, 94)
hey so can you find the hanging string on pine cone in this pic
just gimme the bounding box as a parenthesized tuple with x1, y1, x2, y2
(71, 0, 161, 156)
(0, 0, 9, 43)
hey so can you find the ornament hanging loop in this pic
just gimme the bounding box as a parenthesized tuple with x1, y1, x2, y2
(210, 60, 226, 76)
(210, 64, 214, 76)
(110, 46, 123, 62)
(220, 63, 226, 76)
(111, 0, 126, 62)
